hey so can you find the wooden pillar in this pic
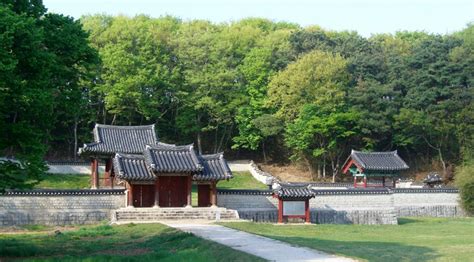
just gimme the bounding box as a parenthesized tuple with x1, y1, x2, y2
(104, 158, 112, 187)
(305, 199, 310, 223)
(127, 182, 134, 207)
(186, 175, 192, 208)
(382, 176, 385, 188)
(363, 176, 367, 188)
(278, 198, 283, 223)
(154, 177, 160, 207)
(393, 178, 396, 188)
(353, 176, 357, 188)
(210, 181, 217, 207)
(91, 158, 99, 189)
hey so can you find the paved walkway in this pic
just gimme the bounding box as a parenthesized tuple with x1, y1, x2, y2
(164, 223, 355, 262)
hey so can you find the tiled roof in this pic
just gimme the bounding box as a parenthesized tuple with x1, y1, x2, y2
(144, 143, 203, 173)
(79, 124, 158, 155)
(350, 150, 409, 171)
(113, 153, 155, 181)
(274, 184, 316, 199)
(194, 153, 233, 181)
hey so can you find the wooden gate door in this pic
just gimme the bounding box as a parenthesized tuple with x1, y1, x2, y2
(198, 184, 211, 207)
(132, 185, 155, 207)
(159, 176, 188, 207)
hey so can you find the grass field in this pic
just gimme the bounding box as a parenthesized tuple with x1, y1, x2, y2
(222, 217, 474, 262)
(34, 171, 266, 190)
(35, 173, 90, 189)
(0, 223, 263, 261)
(217, 171, 268, 190)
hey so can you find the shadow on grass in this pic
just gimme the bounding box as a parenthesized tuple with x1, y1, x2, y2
(270, 236, 437, 262)
(398, 218, 422, 225)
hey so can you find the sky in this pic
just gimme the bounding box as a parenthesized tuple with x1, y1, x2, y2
(43, 0, 473, 37)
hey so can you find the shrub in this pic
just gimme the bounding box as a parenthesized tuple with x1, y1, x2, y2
(455, 161, 474, 215)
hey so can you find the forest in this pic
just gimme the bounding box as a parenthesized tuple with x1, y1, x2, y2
(1, 0, 473, 188)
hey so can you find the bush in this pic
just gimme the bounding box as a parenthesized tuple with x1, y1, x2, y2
(455, 161, 474, 215)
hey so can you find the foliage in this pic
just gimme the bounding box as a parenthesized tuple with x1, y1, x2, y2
(0, 160, 44, 192)
(0, 0, 98, 190)
(223, 217, 474, 261)
(455, 161, 474, 215)
(1, 0, 472, 183)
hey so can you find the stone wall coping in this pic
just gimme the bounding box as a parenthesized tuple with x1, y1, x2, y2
(217, 187, 459, 196)
(314, 189, 391, 195)
(393, 188, 459, 193)
(217, 189, 273, 195)
(1, 189, 126, 196)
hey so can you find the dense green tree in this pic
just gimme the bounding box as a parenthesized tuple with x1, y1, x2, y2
(268, 50, 351, 178)
(0, 0, 99, 190)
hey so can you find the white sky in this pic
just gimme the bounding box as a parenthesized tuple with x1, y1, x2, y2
(43, 0, 473, 36)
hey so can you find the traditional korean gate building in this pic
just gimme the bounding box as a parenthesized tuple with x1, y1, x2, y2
(79, 124, 232, 208)
(342, 150, 409, 188)
(78, 124, 158, 188)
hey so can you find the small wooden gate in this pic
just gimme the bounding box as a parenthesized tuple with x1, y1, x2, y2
(197, 184, 211, 207)
(132, 184, 155, 207)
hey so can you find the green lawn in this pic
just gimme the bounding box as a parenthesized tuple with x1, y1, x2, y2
(222, 217, 474, 262)
(217, 171, 268, 190)
(34, 173, 90, 189)
(0, 223, 263, 261)
(34, 171, 266, 190)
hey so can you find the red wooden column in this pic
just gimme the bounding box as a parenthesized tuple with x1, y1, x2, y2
(353, 176, 357, 188)
(127, 182, 134, 207)
(91, 158, 99, 189)
(186, 175, 192, 207)
(363, 176, 367, 188)
(154, 177, 160, 207)
(278, 199, 283, 223)
(210, 181, 217, 207)
(104, 158, 113, 187)
(392, 178, 396, 188)
(382, 176, 386, 188)
(305, 199, 310, 223)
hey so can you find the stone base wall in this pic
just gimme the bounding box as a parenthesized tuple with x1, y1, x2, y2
(394, 193, 464, 217)
(0, 195, 125, 226)
(218, 190, 462, 224)
(217, 194, 277, 209)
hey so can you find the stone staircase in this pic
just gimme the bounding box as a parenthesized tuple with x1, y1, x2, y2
(111, 207, 239, 223)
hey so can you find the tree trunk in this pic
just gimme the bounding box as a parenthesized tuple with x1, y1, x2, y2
(317, 164, 321, 179)
(330, 159, 338, 183)
(73, 119, 78, 161)
(322, 157, 326, 179)
(111, 114, 117, 125)
(303, 154, 316, 181)
(262, 141, 267, 163)
(197, 132, 203, 155)
(438, 148, 447, 176)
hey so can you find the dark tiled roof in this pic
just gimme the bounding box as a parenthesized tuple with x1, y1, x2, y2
(274, 184, 316, 199)
(79, 124, 158, 155)
(350, 150, 409, 171)
(144, 143, 203, 173)
(113, 153, 156, 181)
(194, 153, 233, 181)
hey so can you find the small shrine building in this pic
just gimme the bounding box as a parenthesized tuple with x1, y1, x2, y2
(273, 184, 316, 223)
(342, 150, 409, 188)
(78, 124, 232, 207)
